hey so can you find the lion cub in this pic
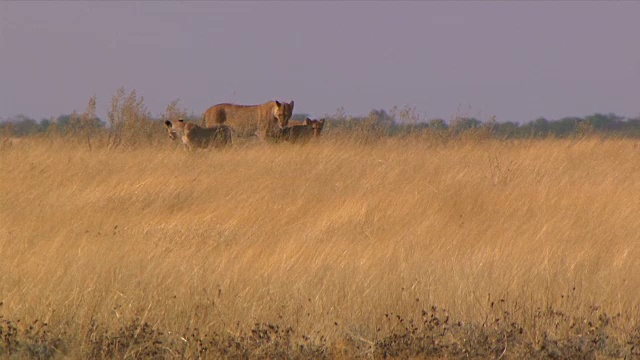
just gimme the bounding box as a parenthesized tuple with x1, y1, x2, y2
(164, 119, 232, 150)
(278, 118, 325, 143)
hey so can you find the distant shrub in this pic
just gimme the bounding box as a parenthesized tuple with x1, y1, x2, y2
(107, 87, 162, 149)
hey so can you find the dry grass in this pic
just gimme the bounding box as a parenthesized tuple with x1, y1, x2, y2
(1, 135, 640, 358)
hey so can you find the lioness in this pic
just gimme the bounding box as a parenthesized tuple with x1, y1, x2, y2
(309, 118, 325, 137)
(202, 100, 294, 139)
(278, 118, 326, 143)
(288, 118, 325, 136)
(164, 119, 232, 150)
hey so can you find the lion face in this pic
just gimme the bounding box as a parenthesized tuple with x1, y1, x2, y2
(302, 118, 325, 137)
(273, 100, 294, 129)
(164, 119, 186, 141)
(310, 118, 325, 137)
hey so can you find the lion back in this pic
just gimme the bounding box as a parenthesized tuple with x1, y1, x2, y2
(203, 101, 289, 138)
(203, 103, 261, 137)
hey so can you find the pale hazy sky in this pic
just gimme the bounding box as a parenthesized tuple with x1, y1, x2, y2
(1, 1, 639, 123)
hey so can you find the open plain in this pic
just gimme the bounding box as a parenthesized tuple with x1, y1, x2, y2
(1, 134, 640, 358)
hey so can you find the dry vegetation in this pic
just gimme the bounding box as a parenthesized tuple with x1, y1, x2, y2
(1, 130, 640, 358)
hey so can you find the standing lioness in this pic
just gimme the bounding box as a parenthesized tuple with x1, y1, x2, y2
(203, 100, 294, 139)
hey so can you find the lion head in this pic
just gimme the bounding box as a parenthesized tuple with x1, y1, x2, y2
(273, 100, 294, 129)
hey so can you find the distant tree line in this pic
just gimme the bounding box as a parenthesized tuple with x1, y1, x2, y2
(2, 105, 640, 140)
(0, 114, 106, 137)
(324, 109, 640, 139)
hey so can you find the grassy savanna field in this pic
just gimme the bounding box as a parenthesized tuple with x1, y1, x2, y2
(1, 133, 640, 358)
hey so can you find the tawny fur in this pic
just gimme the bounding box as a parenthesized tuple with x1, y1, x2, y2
(202, 100, 294, 139)
(277, 118, 326, 143)
(164, 119, 232, 150)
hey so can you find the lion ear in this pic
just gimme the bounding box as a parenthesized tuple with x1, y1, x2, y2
(275, 100, 281, 107)
(290, 100, 294, 109)
(164, 120, 172, 128)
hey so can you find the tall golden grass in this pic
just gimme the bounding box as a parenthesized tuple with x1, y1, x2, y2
(1, 134, 640, 357)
